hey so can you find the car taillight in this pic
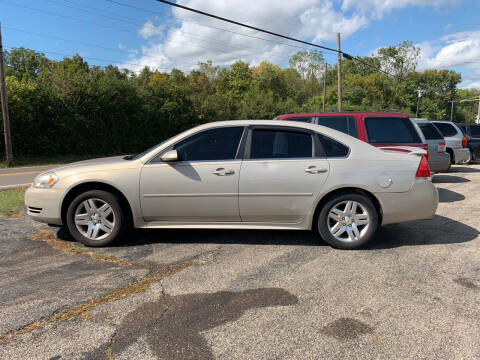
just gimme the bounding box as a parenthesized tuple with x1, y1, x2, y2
(462, 136, 467, 148)
(437, 141, 446, 153)
(415, 155, 431, 179)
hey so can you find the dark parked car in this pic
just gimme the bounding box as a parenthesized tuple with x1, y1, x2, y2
(455, 123, 480, 162)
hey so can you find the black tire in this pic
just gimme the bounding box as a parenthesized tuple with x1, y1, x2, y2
(66, 190, 126, 247)
(317, 193, 379, 250)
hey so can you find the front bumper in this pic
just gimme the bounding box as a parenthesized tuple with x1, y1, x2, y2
(452, 148, 470, 164)
(25, 186, 64, 225)
(376, 181, 438, 226)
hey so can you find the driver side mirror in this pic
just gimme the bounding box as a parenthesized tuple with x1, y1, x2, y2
(160, 150, 179, 162)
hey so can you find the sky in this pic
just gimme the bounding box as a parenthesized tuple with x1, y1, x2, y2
(1, 0, 480, 89)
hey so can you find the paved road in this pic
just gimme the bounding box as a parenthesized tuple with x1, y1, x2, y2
(0, 165, 58, 189)
(0, 165, 479, 359)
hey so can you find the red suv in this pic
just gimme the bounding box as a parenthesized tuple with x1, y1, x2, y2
(274, 112, 428, 155)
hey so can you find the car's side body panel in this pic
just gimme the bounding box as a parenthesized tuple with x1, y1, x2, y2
(140, 160, 242, 222)
(238, 158, 330, 222)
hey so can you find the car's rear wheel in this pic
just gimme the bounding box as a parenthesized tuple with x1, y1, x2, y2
(317, 193, 378, 249)
(66, 190, 125, 247)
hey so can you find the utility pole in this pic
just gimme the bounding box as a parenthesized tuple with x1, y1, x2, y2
(449, 100, 454, 122)
(415, 88, 424, 118)
(0, 23, 13, 166)
(476, 95, 480, 124)
(322, 62, 327, 112)
(336, 33, 342, 112)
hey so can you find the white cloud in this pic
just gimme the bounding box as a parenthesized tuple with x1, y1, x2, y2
(138, 21, 165, 39)
(124, 0, 465, 77)
(417, 31, 480, 89)
(341, 0, 461, 19)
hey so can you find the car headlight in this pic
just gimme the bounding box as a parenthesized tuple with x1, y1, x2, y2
(33, 172, 59, 188)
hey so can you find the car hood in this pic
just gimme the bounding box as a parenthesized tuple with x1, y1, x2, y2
(47, 156, 141, 176)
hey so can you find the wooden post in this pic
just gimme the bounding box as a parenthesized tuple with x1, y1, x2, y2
(476, 95, 480, 124)
(337, 33, 342, 112)
(0, 23, 13, 166)
(322, 62, 327, 112)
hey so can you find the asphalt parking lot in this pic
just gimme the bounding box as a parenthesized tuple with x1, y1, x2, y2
(1, 165, 480, 360)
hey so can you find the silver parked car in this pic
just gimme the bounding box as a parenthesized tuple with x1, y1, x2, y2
(412, 118, 451, 172)
(25, 120, 438, 249)
(431, 120, 470, 164)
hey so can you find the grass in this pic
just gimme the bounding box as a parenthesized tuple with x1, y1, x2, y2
(28, 229, 133, 266)
(0, 155, 103, 169)
(0, 187, 26, 216)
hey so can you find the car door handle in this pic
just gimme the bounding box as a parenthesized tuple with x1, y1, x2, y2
(305, 166, 328, 174)
(212, 168, 235, 176)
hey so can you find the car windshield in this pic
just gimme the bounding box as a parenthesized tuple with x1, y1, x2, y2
(417, 122, 443, 140)
(365, 117, 422, 144)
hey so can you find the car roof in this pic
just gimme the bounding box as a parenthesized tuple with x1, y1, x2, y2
(277, 112, 410, 118)
(411, 118, 431, 123)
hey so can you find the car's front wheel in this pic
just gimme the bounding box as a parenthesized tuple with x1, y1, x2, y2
(66, 190, 125, 247)
(317, 193, 379, 249)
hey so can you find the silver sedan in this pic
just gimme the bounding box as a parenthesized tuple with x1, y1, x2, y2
(25, 120, 438, 249)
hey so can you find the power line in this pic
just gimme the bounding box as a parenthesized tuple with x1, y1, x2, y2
(3, 45, 171, 72)
(3, 26, 200, 67)
(41, 0, 142, 26)
(104, 0, 310, 52)
(0, 0, 135, 34)
(156, 0, 339, 54)
(1, 0, 299, 62)
(155, 0, 393, 77)
(46, 0, 300, 61)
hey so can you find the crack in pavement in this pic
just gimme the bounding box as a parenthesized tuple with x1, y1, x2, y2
(0, 240, 227, 346)
(0, 260, 197, 345)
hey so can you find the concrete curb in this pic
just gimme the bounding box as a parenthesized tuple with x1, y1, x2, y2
(0, 183, 31, 190)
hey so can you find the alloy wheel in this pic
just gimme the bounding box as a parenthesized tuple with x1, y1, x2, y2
(74, 198, 116, 241)
(327, 200, 370, 243)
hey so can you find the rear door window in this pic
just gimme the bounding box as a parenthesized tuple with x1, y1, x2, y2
(417, 123, 443, 140)
(250, 129, 313, 159)
(317, 134, 349, 157)
(434, 123, 458, 137)
(317, 116, 357, 137)
(365, 117, 422, 144)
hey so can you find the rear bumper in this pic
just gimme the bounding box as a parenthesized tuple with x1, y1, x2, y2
(452, 148, 470, 164)
(376, 181, 438, 226)
(24, 186, 64, 225)
(429, 152, 451, 172)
